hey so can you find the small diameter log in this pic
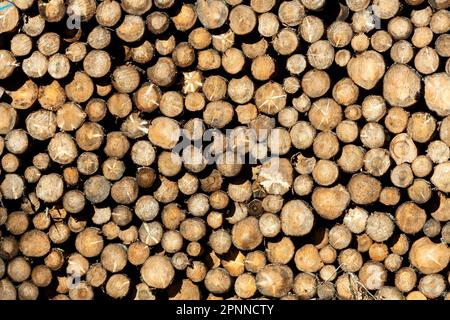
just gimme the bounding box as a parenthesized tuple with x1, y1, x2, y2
(22, 15, 45, 37)
(19, 230, 51, 258)
(251, 55, 275, 81)
(339, 249, 363, 273)
(280, 200, 314, 236)
(147, 57, 176, 87)
(222, 48, 245, 75)
(66, 43, 87, 63)
(384, 64, 421, 108)
(364, 148, 390, 177)
(309, 98, 342, 130)
(371, 31, 393, 53)
(228, 77, 254, 105)
(366, 212, 394, 242)
(131, 41, 154, 64)
(65, 72, 94, 103)
(189, 27, 211, 50)
(148, 117, 180, 150)
(228, 5, 256, 36)
(141, 256, 175, 289)
(22, 51, 48, 78)
(408, 179, 432, 204)
(75, 228, 104, 258)
(390, 41, 414, 64)
(301, 16, 325, 43)
(251, 0, 275, 13)
(256, 264, 293, 298)
(0, 104, 17, 135)
(425, 73, 450, 117)
(409, 237, 450, 274)
(301, 0, 325, 11)
(418, 274, 446, 299)
(294, 244, 323, 273)
(155, 35, 176, 55)
(352, 34, 370, 52)
(0, 278, 17, 300)
(369, 243, 389, 262)
(112, 65, 140, 94)
(172, 43, 195, 68)
(196, 0, 229, 30)
(358, 261, 388, 291)
(37, 33, 60, 56)
(95, 0, 121, 27)
(307, 40, 335, 70)
(0, 2, 19, 33)
(56, 103, 86, 132)
(172, 4, 197, 32)
(231, 217, 262, 251)
(83, 50, 111, 78)
(11, 34, 32, 57)
(116, 15, 145, 43)
(347, 51, 385, 90)
(47, 54, 70, 80)
(379, 187, 401, 206)
(329, 225, 352, 250)
(106, 274, 130, 299)
(301, 69, 330, 99)
(258, 12, 279, 37)
(258, 212, 280, 237)
(273, 28, 298, 56)
(242, 39, 268, 59)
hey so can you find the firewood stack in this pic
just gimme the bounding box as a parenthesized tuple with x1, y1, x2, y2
(0, 0, 450, 300)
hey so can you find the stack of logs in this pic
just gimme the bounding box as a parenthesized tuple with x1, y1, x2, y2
(1, 0, 450, 300)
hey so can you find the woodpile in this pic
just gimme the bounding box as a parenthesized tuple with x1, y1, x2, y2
(0, 0, 450, 301)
